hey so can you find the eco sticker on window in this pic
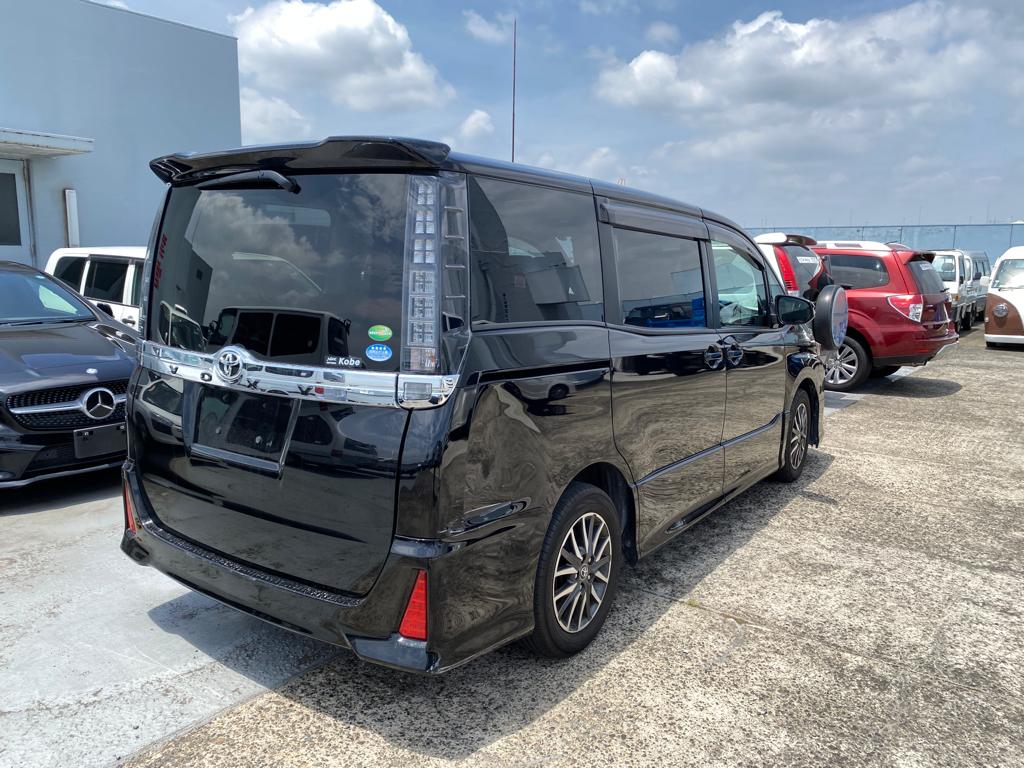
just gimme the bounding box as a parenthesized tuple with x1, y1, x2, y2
(368, 324, 393, 341)
(365, 343, 393, 362)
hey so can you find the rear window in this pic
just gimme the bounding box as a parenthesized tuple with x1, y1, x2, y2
(826, 253, 890, 290)
(148, 174, 408, 371)
(782, 245, 822, 286)
(907, 259, 946, 294)
(933, 254, 959, 282)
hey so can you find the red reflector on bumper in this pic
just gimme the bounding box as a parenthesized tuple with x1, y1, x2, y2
(123, 479, 137, 534)
(398, 570, 428, 641)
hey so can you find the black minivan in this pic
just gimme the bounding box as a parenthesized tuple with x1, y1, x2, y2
(122, 137, 840, 673)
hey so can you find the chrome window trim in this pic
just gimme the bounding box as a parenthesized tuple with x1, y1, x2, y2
(138, 342, 457, 410)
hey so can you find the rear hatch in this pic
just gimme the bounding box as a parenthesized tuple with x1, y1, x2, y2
(135, 170, 430, 596)
(902, 252, 952, 337)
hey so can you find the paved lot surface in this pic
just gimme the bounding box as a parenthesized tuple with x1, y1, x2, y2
(0, 477, 336, 768)
(2, 329, 1022, 768)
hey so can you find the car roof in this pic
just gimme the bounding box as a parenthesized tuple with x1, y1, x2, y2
(149, 135, 738, 229)
(49, 246, 147, 259)
(0, 260, 43, 274)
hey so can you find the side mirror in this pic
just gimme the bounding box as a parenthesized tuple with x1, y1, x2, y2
(96, 302, 115, 318)
(973, 272, 982, 281)
(811, 285, 849, 351)
(776, 295, 814, 325)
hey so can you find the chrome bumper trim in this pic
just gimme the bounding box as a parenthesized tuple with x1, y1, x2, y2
(0, 460, 123, 489)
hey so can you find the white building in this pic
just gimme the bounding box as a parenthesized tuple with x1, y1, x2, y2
(0, 0, 240, 266)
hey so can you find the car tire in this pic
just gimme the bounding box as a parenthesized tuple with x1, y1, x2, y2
(524, 482, 622, 659)
(870, 365, 901, 378)
(824, 337, 870, 392)
(986, 341, 999, 349)
(774, 389, 811, 483)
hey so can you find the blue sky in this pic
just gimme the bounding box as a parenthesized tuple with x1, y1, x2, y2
(105, 0, 1022, 227)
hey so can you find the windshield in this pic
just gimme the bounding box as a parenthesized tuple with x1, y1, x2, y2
(148, 173, 408, 371)
(0, 270, 93, 324)
(992, 259, 1024, 290)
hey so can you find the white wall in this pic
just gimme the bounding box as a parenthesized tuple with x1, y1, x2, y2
(1, 0, 240, 265)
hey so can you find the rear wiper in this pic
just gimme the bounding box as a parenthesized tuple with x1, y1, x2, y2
(196, 169, 300, 194)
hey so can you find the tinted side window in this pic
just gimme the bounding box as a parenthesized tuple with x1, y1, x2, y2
(468, 177, 602, 325)
(53, 256, 86, 289)
(827, 253, 890, 289)
(712, 241, 771, 327)
(614, 229, 706, 328)
(84, 259, 128, 302)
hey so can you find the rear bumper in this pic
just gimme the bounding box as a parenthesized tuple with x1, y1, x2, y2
(873, 330, 958, 367)
(120, 463, 534, 674)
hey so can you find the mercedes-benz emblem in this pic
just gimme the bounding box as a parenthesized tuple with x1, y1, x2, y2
(216, 347, 244, 382)
(81, 388, 116, 420)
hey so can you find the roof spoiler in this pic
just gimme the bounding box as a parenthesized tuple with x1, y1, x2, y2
(753, 232, 818, 247)
(150, 136, 452, 185)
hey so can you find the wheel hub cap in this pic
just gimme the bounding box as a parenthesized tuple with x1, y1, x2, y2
(552, 511, 612, 633)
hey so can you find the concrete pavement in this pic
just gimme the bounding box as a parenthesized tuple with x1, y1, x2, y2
(122, 329, 1024, 768)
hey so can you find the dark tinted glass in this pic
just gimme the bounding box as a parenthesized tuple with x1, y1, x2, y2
(84, 259, 128, 302)
(0, 173, 20, 246)
(149, 174, 407, 371)
(131, 266, 142, 305)
(783, 245, 823, 287)
(0, 270, 92, 322)
(712, 241, 771, 327)
(54, 256, 86, 288)
(468, 177, 602, 324)
(907, 259, 947, 294)
(827, 253, 890, 289)
(614, 229, 706, 328)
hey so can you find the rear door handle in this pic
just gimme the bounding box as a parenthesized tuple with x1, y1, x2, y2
(704, 345, 724, 370)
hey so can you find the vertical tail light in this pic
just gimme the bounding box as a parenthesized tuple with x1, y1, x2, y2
(887, 294, 924, 322)
(401, 175, 470, 377)
(398, 570, 429, 641)
(773, 245, 800, 293)
(123, 477, 138, 534)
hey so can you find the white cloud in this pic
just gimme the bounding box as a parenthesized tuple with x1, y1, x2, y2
(579, 0, 631, 14)
(231, 0, 454, 112)
(463, 9, 514, 44)
(645, 20, 679, 46)
(595, 2, 1011, 163)
(578, 146, 620, 178)
(457, 109, 495, 141)
(240, 88, 312, 145)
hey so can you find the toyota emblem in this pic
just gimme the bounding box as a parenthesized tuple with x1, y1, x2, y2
(216, 347, 245, 382)
(81, 388, 117, 420)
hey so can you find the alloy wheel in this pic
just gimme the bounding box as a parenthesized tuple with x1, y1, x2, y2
(790, 401, 809, 469)
(825, 343, 858, 386)
(552, 511, 612, 633)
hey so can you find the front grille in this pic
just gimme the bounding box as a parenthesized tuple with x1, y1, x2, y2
(5, 380, 128, 431)
(13, 404, 126, 431)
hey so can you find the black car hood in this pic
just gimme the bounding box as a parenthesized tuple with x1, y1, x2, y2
(0, 321, 136, 393)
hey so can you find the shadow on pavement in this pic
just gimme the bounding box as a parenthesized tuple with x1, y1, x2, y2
(856, 376, 962, 399)
(151, 451, 834, 760)
(0, 466, 122, 517)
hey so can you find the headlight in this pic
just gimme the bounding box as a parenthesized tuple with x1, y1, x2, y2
(993, 303, 1009, 318)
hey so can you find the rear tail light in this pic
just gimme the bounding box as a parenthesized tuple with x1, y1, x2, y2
(398, 570, 429, 641)
(401, 176, 469, 375)
(887, 294, 924, 322)
(773, 245, 800, 293)
(123, 478, 137, 534)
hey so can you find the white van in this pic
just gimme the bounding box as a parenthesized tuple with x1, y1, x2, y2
(45, 247, 146, 327)
(932, 249, 977, 331)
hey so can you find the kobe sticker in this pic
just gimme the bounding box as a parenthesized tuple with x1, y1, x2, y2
(366, 343, 393, 362)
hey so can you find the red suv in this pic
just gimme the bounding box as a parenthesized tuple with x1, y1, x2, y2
(811, 241, 958, 391)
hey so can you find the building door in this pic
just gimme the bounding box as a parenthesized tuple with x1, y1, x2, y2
(0, 159, 32, 265)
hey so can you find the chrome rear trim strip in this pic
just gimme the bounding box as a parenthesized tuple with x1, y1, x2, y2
(139, 342, 457, 410)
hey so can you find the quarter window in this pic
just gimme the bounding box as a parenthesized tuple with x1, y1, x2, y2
(83, 259, 129, 302)
(613, 229, 706, 329)
(712, 242, 771, 327)
(468, 177, 602, 325)
(827, 253, 890, 289)
(53, 256, 86, 289)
